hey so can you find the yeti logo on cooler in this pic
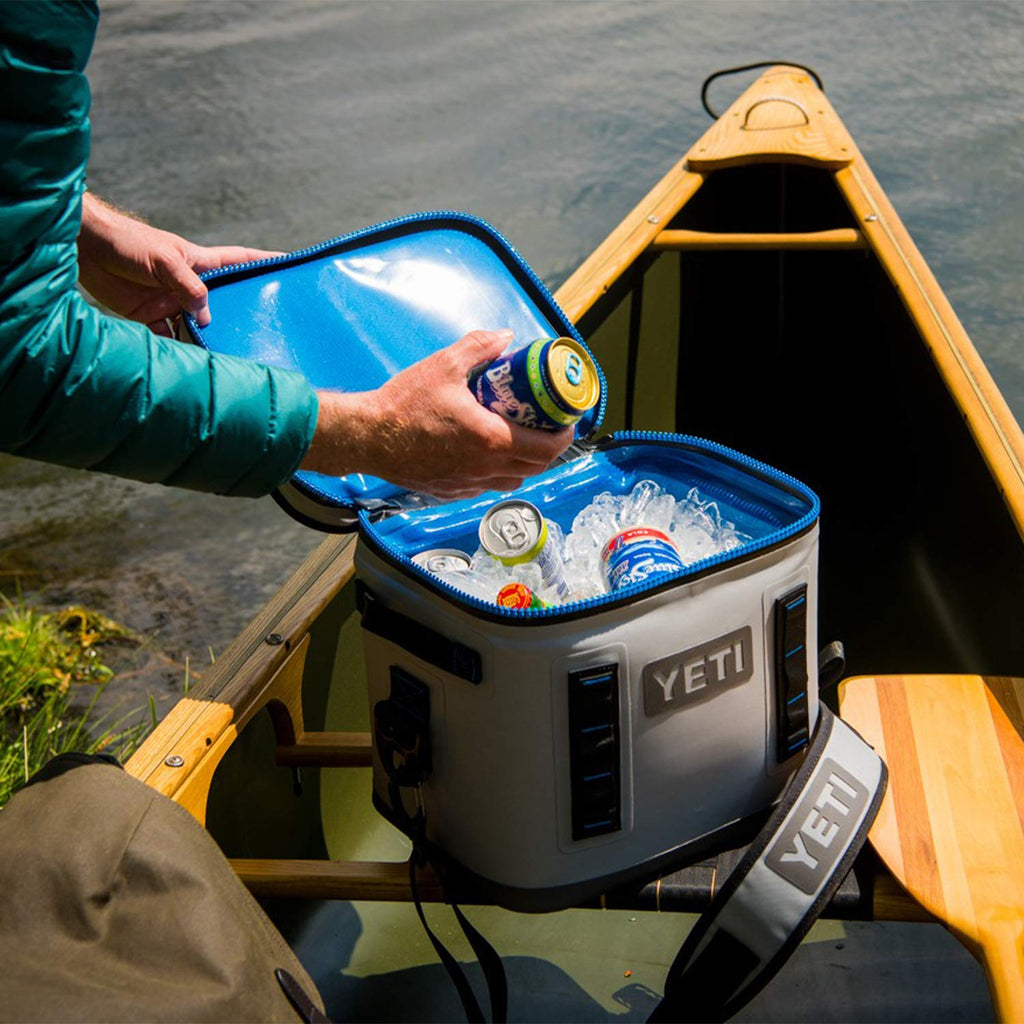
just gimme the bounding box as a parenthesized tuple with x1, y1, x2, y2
(642, 626, 754, 716)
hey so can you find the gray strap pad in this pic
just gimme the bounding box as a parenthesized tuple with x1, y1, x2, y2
(649, 705, 887, 1022)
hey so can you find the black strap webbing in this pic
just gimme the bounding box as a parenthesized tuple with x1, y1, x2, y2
(358, 582, 482, 684)
(409, 853, 508, 1024)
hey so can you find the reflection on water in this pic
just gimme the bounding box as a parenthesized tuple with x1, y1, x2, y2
(1, 1, 1021, 710)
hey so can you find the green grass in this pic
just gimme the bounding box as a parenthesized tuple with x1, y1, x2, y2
(0, 594, 149, 808)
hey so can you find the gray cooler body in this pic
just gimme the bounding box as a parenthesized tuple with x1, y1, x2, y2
(357, 436, 820, 911)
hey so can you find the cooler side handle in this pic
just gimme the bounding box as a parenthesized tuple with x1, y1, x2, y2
(356, 581, 483, 685)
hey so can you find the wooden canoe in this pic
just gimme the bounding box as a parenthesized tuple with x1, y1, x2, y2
(126, 65, 1024, 1018)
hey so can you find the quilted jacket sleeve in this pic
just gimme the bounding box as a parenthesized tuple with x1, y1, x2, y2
(0, 1, 319, 497)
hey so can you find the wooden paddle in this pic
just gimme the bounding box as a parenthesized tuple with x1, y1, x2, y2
(838, 674, 1024, 1021)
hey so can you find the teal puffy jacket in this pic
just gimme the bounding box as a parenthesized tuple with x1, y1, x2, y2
(0, 1, 318, 496)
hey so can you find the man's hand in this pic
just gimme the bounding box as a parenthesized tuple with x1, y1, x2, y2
(78, 193, 283, 336)
(301, 329, 574, 499)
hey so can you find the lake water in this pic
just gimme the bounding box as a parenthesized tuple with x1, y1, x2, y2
(1, 0, 1021, 720)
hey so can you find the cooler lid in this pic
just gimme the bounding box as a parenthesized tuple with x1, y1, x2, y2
(183, 211, 606, 531)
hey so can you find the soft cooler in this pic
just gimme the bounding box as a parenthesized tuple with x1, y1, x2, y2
(186, 212, 822, 911)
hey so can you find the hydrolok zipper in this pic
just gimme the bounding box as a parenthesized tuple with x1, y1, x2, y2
(358, 432, 820, 624)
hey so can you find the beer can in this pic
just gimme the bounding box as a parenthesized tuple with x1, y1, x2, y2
(479, 499, 570, 598)
(411, 548, 473, 575)
(600, 526, 685, 592)
(496, 582, 546, 610)
(469, 337, 599, 431)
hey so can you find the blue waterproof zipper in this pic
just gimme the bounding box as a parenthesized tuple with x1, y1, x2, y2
(358, 431, 821, 624)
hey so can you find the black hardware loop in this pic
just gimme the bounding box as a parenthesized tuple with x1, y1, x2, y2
(357, 581, 483, 684)
(700, 62, 824, 120)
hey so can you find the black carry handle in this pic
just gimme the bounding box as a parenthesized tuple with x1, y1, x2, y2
(356, 581, 482, 684)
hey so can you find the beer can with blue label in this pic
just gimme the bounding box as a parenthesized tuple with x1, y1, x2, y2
(470, 337, 599, 431)
(479, 499, 571, 598)
(600, 526, 685, 592)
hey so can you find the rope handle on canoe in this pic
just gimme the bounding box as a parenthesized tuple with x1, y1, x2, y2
(700, 62, 824, 120)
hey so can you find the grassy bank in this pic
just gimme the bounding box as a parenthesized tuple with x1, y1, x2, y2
(0, 595, 149, 807)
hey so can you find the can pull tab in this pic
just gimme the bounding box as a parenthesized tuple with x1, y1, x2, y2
(564, 352, 584, 387)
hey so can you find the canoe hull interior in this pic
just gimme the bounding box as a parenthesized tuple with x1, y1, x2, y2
(201, 162, 1024, 865)
(581, 162, 1024, 679)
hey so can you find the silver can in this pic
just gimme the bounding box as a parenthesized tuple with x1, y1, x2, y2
(412, 548, 473, 576)
(479, 500, 570, 598)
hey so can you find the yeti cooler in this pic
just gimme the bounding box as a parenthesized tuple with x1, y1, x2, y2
(184, 211, 822, 911)
(356, 439, 819, 909)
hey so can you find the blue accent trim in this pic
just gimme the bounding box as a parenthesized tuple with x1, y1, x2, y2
(785, 644, 805, 658)
(582, 772, 613, 782)
(787, 691, 806, 706)
(580, 724, 610, 735)
(787, 596, 806, 611)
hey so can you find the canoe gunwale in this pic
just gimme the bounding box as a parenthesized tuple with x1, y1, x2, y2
(834, 161, 1024, 540)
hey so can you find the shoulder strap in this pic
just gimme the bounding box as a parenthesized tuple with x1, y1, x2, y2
(649, 704, 887, 1022)
(409, 848, 508, 1024)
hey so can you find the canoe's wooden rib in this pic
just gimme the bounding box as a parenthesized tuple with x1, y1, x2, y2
(649, 228, 866, 251)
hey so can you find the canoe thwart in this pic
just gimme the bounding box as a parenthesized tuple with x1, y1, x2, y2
(275, 731, 373, 767)
(231, 858, 445, 903)
(230, 848, 932, 922)
(649, 228, 866, 252)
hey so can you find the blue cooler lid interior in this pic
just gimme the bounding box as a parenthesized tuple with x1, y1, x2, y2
(185, 212, 606, 519)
